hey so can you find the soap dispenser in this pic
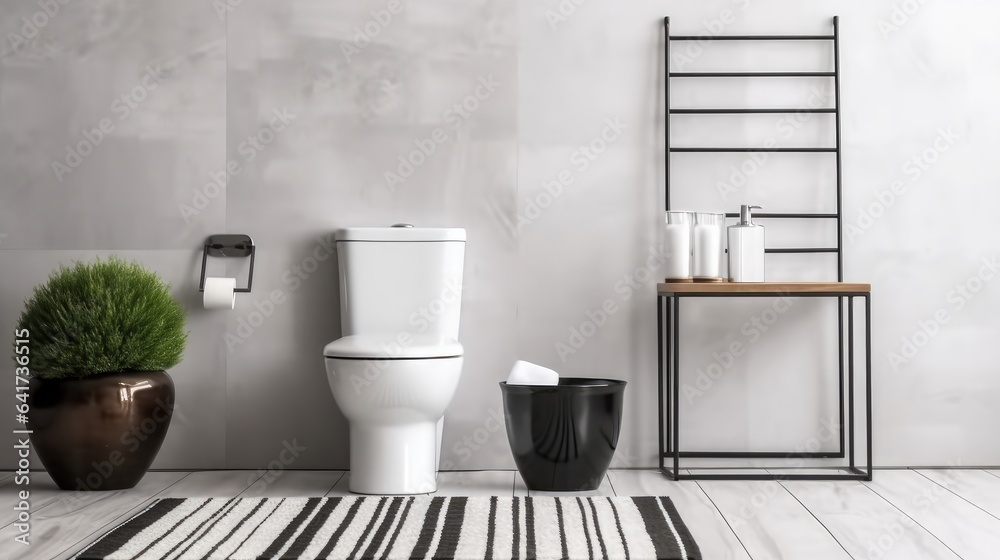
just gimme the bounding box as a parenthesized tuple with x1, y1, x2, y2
(728, 205, 765, 282)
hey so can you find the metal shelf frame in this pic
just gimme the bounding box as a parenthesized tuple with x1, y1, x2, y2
(670, 71, 835, 77)
(659, 16, 872, 482)
(670, 147, 836, 153)
(671, 108, 836, 114)
(657, 289, 872, 482)
(669, 34, 835, 41)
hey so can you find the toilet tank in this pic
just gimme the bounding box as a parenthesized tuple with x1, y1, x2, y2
(336, 227, 466, 340)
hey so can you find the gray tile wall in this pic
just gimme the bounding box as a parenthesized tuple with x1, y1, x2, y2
(1, 0, 519, 471)
(3, 0, 1000, 471)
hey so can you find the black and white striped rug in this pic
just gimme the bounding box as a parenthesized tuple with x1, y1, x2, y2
(75, 496, 701, 559)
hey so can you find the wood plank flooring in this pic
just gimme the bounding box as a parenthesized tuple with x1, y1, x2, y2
(1, 469, 999, 559)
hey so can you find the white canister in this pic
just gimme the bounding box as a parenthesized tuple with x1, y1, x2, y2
(664, 211, 692, 281)
(692, 212, 725, 281)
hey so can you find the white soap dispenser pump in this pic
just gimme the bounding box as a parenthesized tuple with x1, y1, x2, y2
(728, 205, 765, 282)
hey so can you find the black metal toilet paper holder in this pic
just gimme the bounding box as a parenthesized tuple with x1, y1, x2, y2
(198, 234, 256, 293)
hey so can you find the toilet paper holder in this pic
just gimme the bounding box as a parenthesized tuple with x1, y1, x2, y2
(198, 234, 256, 293)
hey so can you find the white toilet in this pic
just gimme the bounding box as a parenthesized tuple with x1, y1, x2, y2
(323, 226, 466, 494)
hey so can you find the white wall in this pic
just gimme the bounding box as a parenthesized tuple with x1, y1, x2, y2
(2, 0, 998, 470)
(518, 0, 1000, 468)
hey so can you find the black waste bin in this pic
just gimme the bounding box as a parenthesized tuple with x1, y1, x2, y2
(499, 378, 626, 492)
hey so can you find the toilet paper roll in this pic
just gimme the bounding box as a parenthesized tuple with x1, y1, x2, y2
(507, 360, 559, 386)
(203, 277, 237, 309)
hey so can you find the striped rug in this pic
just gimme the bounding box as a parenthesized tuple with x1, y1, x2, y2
(75, 496, 701, 560)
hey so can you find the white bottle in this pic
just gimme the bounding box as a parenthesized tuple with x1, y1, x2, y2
(728, 205, 765, 282)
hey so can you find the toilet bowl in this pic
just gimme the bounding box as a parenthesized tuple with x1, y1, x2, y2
(323, 226, 466, 495)
(325, 336, 462, 494)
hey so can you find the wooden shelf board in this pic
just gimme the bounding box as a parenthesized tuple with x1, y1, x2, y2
(658, 281, 870, 294)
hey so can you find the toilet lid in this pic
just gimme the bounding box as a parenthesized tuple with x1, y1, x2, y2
(323, 335, 464, 359)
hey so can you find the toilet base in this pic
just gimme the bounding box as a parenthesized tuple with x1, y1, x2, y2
(349, 422, 439, 495)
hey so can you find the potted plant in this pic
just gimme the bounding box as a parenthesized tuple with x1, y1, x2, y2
(16, 257, 187, 491)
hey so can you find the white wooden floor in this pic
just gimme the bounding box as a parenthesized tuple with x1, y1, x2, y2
(2, 469, 1000, 559)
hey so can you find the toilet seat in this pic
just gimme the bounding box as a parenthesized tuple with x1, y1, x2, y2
(323, 334, 463, 360)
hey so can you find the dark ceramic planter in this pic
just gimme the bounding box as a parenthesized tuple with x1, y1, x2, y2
(500, 378, 625, 492)
(27, 371, 174, 491)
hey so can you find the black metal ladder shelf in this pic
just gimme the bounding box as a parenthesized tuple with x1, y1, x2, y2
(657, 16, 873, 482)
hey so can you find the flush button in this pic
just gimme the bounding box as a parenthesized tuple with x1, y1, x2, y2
(391, 223, 414, 228)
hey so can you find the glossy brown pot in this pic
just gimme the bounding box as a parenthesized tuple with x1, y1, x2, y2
(27, 371, 174, 491)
